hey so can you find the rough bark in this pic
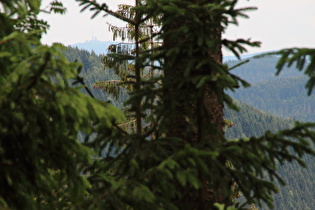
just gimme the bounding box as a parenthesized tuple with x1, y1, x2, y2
(161, 1, 226, 208)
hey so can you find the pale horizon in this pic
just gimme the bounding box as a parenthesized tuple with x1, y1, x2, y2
(40, 0, 315, 56)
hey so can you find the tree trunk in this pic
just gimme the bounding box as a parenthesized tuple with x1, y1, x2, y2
(161, 1, 226, 209)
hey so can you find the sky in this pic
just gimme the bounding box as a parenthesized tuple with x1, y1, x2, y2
(40, 0, 315, 56)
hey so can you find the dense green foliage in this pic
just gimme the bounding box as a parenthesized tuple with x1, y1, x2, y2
(0, 1, 123, 209)
(2, 0, 315, 209)
(63, 46, 315, 210)
(76, 0, 315, 209)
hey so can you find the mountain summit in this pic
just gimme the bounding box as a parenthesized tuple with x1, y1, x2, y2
(70, 39, 118, 55)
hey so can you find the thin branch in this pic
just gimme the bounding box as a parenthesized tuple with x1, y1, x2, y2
(27, 52, 50, 90)
(78, 0, 136, 25)
(76, 75, 95, 98)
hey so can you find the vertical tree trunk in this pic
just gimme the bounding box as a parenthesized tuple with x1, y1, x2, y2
(134, 0, 142, 135)
(161, 1, 226, 209)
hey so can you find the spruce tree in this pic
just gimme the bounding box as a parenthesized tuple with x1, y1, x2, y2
(0, 1, 124, 208)
(78, 0, 315, 209)
(1, 0, 315, 209)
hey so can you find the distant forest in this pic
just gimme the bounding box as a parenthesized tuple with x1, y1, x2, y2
(63, 47, 315, 210)
(227, 56, 315, 122)
(226, 56, 315, 210)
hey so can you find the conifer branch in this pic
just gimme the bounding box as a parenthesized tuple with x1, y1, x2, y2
(77, 0, 136, 25)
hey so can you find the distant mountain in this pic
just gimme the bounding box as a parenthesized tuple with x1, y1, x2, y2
(226, 55, 304, 85)
(223, 51, 275, 63)
(71, 40, 270, 61)
(70, 39, 118, 55)
(226, 56, 315, 122)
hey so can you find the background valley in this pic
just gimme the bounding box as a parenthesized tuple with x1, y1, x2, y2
(63, 41, 315, 210)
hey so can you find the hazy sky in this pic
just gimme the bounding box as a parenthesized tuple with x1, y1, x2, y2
(40, 0, 315, 56)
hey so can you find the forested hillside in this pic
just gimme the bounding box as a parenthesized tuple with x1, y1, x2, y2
(224, 100, 294, 139)
(66, 47, 315, 210)
(227, 56, 314, 122)
(227, 56, 304, 85)
(62, 46, 127, 107)
(225, 101, 315, 210)
(230, 76, 315, 121)
(226, 56, 315, 210)
(273, 154, 315, 210)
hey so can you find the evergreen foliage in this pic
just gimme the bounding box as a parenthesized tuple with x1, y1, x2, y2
(63, 46, 315, 210)
(225, 100, 315, 210)
(0, 1, 124, 209)
(1, 0, 315, 209)
(226, 57, 315, 210)
(274, 48, 315, 95)
(76, 0, 315, 209)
